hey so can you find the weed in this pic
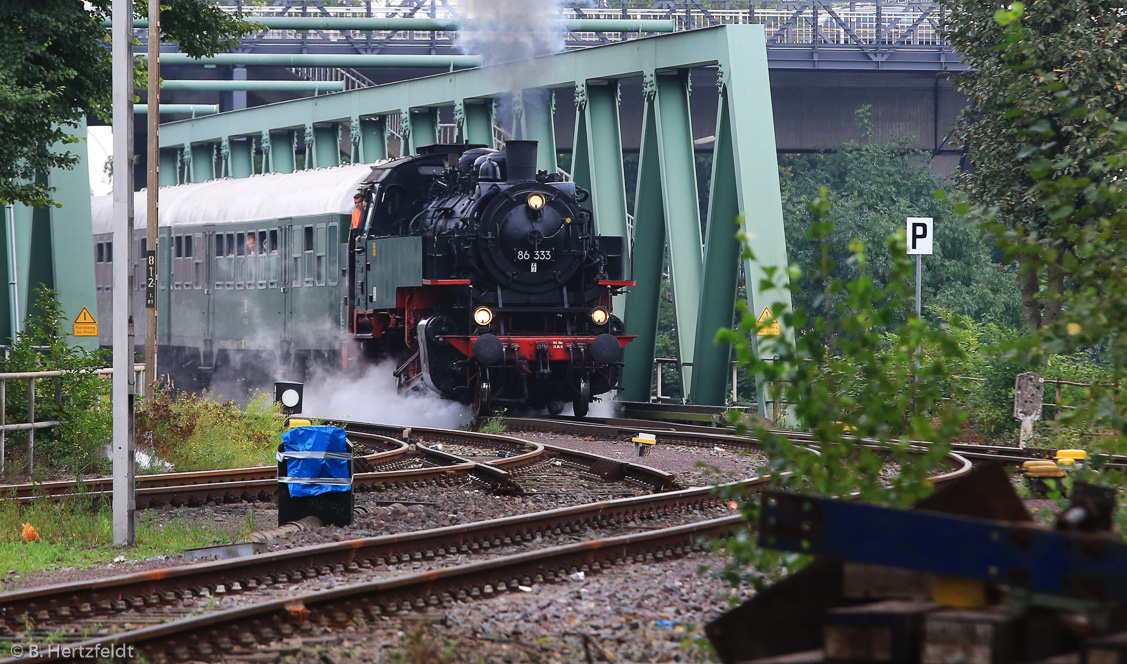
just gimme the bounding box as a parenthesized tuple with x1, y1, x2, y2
(477, 409, 508, 435)
(136, 386, 286, 471)
(234, 508, 258, 543)
(0, 493, 225, 577)
(387, 622, 457, 664)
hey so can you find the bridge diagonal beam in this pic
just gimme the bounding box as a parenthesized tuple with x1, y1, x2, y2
(620, 99, 666, 403)
(651, 70, 703, 392)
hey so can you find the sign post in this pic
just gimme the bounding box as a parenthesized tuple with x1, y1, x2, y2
(112, 0, 136, 547)
(906, 217, 933, 411)
(906, 217, 933, 317)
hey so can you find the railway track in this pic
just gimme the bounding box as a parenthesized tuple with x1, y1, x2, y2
(508, 414, 1127, 470)
(0, 424, 679, 510)
(0, 416, 973, 663)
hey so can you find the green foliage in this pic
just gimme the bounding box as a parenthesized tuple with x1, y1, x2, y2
(135, 387, 286, 471)
(716, 193, 966, 585)
(780, 106, 1021, 330)
(2, 288, 111, 476)
(943, 1, 1127, 454)
(943, 0, 1127, 329)
(477, 409, 508, 435)
(0, 491, 225, 576)
(0, 1, 255, 207)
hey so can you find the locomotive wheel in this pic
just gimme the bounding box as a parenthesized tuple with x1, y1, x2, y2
(473, 380, 493, 418)
(546, 399, 565, 416)
(572, 376, 591, 418)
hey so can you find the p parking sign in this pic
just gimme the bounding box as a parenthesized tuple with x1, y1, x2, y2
(907, 217, 933, 255)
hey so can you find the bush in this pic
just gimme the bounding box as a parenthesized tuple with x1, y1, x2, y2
(1, 288, 112, 477)
(136, 387, 286, 471)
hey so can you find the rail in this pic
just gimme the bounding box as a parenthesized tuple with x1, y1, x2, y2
(0, 364, 145, 475)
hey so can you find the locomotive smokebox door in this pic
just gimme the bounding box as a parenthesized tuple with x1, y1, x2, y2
(277, 425, 354, 527)
(274, 381, 304, 415)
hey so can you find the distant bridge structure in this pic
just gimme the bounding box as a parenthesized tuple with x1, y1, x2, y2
(138, 1, 968, 171)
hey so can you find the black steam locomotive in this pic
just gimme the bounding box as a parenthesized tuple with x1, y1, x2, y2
(348, 140, 634, 416)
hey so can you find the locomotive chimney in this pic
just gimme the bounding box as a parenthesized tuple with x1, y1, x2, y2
(504, 140, 538, 182)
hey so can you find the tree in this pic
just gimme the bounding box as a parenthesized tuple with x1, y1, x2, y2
(780, 107, 1021, 330)
(0, 0, 253, 208)
(942, 1, 1127, 474)
(942, 0, 1127, 330)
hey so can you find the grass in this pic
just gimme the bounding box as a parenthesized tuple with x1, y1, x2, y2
(136, 387, 287, 472)
(0, 492, 228, 577)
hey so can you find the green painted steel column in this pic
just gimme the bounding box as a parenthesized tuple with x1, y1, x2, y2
(359, 117, 387, 162)
(582, 81, 629, 251)
(690, 88, 739, 405)
(519, 89, 556, 173)
(620, 97, 665, 403)
(159, 148, 180, 186)
(569, 85, 592, 200)
(25, 175, 54, 315)
(227, 137, 254, 178)
(653, 71, 703, 394)
(6, 122, 99, 348)
(407, 108, 439, 155)
(268, 130, 295, 174)
(461, 101, 494, 147)
(723, 29, 793, 417)
(314, 124, 340, 168)
(190, 143, 215, 183)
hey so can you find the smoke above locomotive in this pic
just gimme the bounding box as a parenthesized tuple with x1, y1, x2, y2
(351, 141, 633, 417)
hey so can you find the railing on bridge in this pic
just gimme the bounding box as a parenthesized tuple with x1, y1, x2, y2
(197, 1, 958, 70)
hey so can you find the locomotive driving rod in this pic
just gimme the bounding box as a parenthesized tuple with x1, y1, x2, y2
(116, 17, 677, 33)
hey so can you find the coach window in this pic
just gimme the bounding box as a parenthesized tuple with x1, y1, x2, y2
(291, 224, 303, 287)
(255, 230, 268, 289)
(235, 232, 246, 290)
(268, 229, 280, 288)
(138, 239, 146, 291)
(303, 225, 315, 287)
(213, 234, 223, 290)
(327, 222, 339, 286)
(225, 233, 236, 288)
(192, 233, 203, 289)
(315, 224, 326, 287)
(173, 236, 183, 290)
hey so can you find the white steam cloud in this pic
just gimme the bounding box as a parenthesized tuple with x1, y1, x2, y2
(456, 0, 567, 139)
(303, 363, 473, 430)
(456, 0, 566, 67)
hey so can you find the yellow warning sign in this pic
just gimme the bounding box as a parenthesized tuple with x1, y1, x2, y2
(756, 307, 780, 336)
(73, 307, 98, 337)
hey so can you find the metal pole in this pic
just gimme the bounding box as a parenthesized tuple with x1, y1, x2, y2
(916, 254, 922, 319)
(145, 0, 158, 400)
(0, 379, 5, 477)
(26, 378, 33, 475)
(112, 0, 136, 547)
(5, 202, 18, 338)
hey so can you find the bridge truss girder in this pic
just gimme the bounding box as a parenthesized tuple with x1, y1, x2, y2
(158, 25, 790, 411)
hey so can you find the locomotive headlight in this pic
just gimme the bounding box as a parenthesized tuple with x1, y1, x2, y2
(590, 307, 609, 326)
(526, 193, 546, 211)
(473, 306, 494, 327)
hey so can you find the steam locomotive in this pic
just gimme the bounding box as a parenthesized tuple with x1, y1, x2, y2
(349, 141, 633, 416)
(89, 140, 632, 416)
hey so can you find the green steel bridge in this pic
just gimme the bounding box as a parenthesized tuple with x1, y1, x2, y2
(9, 19, 896, 412)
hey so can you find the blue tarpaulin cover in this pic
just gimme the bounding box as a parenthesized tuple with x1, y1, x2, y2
(280, 425, 351, 497)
